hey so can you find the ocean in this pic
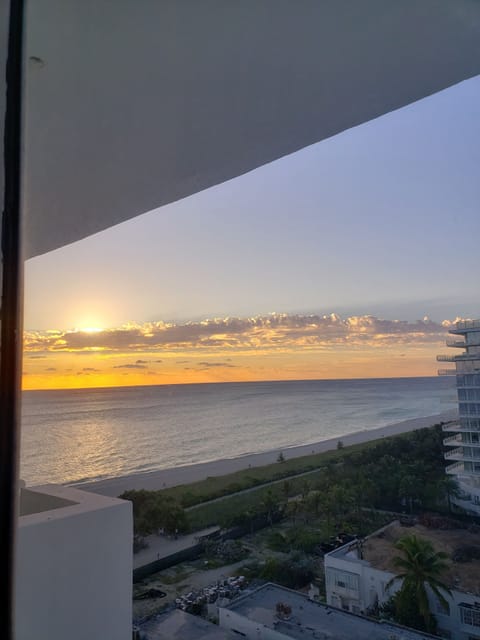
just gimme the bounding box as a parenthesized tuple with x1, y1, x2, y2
(21, 376, 456, 486)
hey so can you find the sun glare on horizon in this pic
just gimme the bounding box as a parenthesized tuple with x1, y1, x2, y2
(77, 326, 104, 334)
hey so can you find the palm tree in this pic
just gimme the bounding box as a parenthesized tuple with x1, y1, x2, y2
(301, 479, 311, 500)
(286, 498, 301, 525)
(386, 534, 451, 633)
(438, 476, 462, 513)
(261, 489, 279, 527)
(307, 490, 322, 518)
(282, 479, 291, 501)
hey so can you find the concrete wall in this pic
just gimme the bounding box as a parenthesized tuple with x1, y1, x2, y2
(133, 542, 203, 583)
(15, 486, 132, 640)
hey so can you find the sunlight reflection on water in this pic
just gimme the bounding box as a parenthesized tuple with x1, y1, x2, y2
(21, 377, 455, 485)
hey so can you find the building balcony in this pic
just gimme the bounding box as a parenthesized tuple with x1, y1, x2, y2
(445, 448, 480, 463)
(447, 338, 480, 348)
(438, 369, 457, 376)
(444, 447, 464, 460)
(437, 354, 480, 363)
(443, 434, 462, 447)
(17, 484, 133, 640)
(445, 462, 465, 476)
(447, 339, 468, 348)
(442, 422, 462, 433)
(437, 354, 456, 363)
(446, 461, 480, 477)
(449, 319, 480, 335)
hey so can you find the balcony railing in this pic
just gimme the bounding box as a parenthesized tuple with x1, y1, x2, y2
(449, 319, 480, 334)
(446, 339, 467, 348)
(445, 461, 465, 474)
(437, 355, 456, 363)
(447, 338, 480, 348)
(444, 447, 463, 460)
(442, 422, 461, 433)
(438, 369, 457, 376)
(437, 354, 480, 363)
(443, 434, 462, 447)
(445, 461, 480, 476)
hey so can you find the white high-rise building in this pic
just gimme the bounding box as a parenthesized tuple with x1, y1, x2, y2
(438, 319, 480, 514)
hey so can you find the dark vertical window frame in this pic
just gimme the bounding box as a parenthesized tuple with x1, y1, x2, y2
(1, 0, 24, 637)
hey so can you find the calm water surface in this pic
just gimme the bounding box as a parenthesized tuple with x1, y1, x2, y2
(21, 376, 456, 485)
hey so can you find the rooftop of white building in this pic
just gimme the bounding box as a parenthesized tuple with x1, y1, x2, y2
(329, 521, 480, 597)
(19, 484, 128, 521)
(222, 583, 437, 640)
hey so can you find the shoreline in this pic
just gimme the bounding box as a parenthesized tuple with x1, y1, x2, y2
(77, 409, 457, 497)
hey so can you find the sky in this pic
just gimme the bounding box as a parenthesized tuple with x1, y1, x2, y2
(23, 75, 480, 390)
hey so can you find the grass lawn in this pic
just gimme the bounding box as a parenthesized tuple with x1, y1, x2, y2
(159, 436, 383, 509)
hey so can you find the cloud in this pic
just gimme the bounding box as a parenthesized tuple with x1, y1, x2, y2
(45, 367, 57, 371)
(136, 359, 148, 364)
(23, 313, 454, 355)
(82, 367, 98, 372)
(27, 354, 47, 359)
(197, 361, 237, 368)
(113, 363, 147, 370)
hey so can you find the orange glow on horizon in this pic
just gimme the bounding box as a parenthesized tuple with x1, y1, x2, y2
(21, 345, 442, 391)
(22, 313, 450, 390)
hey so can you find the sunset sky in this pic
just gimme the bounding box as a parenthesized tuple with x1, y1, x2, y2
(23, 75, 480, 390)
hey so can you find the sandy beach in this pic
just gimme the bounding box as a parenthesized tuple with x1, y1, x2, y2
(78, 409, 456, 497)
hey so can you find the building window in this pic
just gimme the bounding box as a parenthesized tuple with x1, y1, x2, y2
(326, 568, 359, 592)
(460, 604, 480, 628)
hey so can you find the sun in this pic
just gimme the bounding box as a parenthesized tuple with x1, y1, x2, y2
(73, 318, 105, 333)
(73, 313, 107, 334)
(79, 326, 104, 334)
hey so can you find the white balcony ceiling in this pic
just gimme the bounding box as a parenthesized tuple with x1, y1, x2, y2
(21, 0, 480, 258)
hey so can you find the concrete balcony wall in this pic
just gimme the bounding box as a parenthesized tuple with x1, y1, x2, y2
(15, 485, 132, 640)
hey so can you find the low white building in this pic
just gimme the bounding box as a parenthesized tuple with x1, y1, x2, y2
(324, 521, 480, 640)
(15, 484, 133, 640)
(219, 582, 437, 639)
